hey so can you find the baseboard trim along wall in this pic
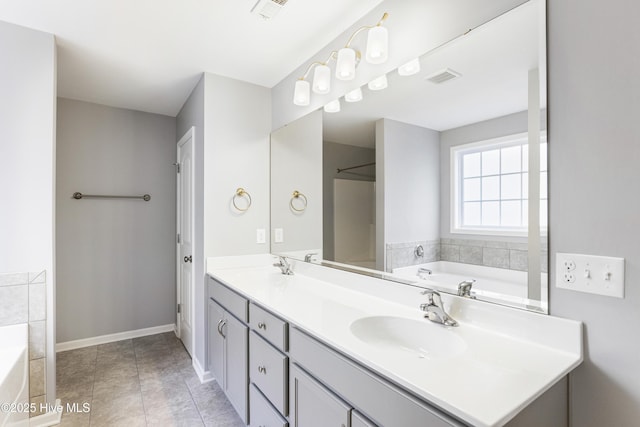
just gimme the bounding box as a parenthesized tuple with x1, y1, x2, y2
(55, 324, 176, 352)
(192, 356, 214, 384)
(28, 398, 62, 427)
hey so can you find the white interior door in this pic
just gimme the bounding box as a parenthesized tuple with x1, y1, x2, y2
(177, 127, 194, 356)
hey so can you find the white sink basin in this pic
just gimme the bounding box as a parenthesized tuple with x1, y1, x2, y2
(350, 316, 467, 359)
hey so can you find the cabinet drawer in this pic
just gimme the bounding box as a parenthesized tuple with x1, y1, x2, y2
(250, 332, 289, 416)
(250, 302, 288, 351)
(289, 327, 464, 427)
(352, 410, 376, 427)
(208, 276, 248, 322)
(250, 384, 288, 427)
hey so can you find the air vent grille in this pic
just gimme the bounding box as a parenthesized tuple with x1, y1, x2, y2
(251, 0, 288, 20)
(425, 68, 461, 84)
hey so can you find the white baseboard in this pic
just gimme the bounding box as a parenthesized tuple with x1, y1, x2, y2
(56, 324, 176, 352)
(192, 356, 214, 384)
(29, 399, 62, 427)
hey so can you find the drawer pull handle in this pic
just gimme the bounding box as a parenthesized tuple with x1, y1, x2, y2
(258, 366, 267, 374)
(258, 322, 266, 330)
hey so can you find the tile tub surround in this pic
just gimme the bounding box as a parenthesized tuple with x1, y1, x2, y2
(387, 238, 548, 273)
(54, 332, 244, 427)
(0, 270, 48, 416)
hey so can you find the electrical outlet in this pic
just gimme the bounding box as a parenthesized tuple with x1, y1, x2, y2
(556, 253, 625, 298)
(274, 228, 284, 243)
(256, 228, 266, 244)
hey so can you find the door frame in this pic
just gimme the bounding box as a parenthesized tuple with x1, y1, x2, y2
(176, 126, 195, 349)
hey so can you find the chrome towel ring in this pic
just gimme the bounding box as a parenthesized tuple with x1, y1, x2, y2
(290, 190, 307, 212)
(233, 188, 252, 211)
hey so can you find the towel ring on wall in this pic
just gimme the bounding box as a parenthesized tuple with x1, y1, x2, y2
(232, 188, 252, 212)
(290, 190, 307, 212)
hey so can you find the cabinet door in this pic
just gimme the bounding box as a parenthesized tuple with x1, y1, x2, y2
(224, 313, 249, 424)
(290, 363, 351, 427)
(208, 299, 225, 386)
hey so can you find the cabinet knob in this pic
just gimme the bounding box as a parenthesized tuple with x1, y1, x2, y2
(258, 365, 267, 374)
(258, 322, 266, 330)
(184, 255, 192, 263)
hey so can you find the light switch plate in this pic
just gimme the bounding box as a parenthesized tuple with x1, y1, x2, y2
(556, 253, 625, 298)
(256, 228, 266, 244)
(274, 228, 284, 243)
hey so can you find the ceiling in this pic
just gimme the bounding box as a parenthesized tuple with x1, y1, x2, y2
(0, 0, 385, 116)
(323, 0, 546, 148)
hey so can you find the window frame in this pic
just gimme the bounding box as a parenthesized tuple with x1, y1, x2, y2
(450, 131, 548, 237)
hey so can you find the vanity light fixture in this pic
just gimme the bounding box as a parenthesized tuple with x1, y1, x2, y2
(292, 12, 389, 106)
(344, 87, 363, 103)
(367, 74, 388, 91)
(324, 99, 341, 113)
(398, 58, 421, 76)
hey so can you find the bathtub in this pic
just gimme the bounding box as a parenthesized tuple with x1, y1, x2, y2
(392, 261, 548, 308)
(0, 323, 29, 427)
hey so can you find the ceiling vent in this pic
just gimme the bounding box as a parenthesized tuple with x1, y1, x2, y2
(424, 68, 461, 84)
(251, 0, 288, 20)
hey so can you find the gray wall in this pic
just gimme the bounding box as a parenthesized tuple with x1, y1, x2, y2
(323, 141, 375, 261)
(56, 98, 177, 343)
(549, 1, 640, 426)
(0, 19, 57, 405)
(376, 119, 440, 270)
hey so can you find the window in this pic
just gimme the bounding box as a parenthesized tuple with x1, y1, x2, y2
(451, 132, 547, 236)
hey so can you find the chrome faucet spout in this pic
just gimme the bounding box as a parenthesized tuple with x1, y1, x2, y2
(304, 253, 318, 263)
(457, 279, 476, 298)
(419, 289, 458, 327)
(273, 256, 294, 275)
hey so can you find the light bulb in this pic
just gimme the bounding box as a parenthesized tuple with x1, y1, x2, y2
(335, 48, 356, 81)
(324, 99, 341, 113)
(293, 80, 310, 106)
(365, 26, 388, 64)
(398, 58, 420, 76)
(367, 75, 388, 91)
(312, 64, 331, 94)
(345, 87, 363, 103)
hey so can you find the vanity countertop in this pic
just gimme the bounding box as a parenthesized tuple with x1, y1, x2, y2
(206, 255, 582, 427)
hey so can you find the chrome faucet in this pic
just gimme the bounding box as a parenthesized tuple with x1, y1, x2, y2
(304, 252, 317, 263)
(457, 280, 476, 298)
(417, 267, 432, 279)
(273, 256, 294, 275)
(420, 289, 458, 327)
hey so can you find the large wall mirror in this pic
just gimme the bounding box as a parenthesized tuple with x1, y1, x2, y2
(271, 0, 548, 313)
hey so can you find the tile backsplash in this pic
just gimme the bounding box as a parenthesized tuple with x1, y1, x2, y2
(387, 237, 548, 273)
(0, 270, 48, 417)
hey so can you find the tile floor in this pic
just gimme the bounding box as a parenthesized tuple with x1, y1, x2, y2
(54, 332, 245, 427)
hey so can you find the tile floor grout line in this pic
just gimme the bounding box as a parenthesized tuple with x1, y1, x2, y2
(133, 338, 149, 427)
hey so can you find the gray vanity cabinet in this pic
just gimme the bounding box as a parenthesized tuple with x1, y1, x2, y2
(290, 363, 352, 427)
(208, 277, 249, 424)
(248, 302, 290, 427)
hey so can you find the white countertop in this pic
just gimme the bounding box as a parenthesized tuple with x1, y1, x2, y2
(207, 255, 583, 427)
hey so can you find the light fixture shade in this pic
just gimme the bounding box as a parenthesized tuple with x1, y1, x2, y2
(345, 87, 363, 103)
(398, 58, 421, 76)
(312, 64, 331, 94)
(323, 99, 341, 113)
(335, 48, 356, 81)
(368, 74, 388, 91)
(293, 80, 310, 106)
(365, 26, 388, 64)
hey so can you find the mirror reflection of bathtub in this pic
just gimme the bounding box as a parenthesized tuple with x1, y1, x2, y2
(392, 261, 548, 311)
(0, 323, 29, 427)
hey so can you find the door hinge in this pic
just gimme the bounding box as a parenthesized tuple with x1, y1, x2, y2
(177, 303, 181, 314)
(177, 233, 181, 244)
(173, 162, 180, 173)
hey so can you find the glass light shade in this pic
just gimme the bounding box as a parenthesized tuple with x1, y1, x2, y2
(335, 48, 356, 80)
(398, 58, 420, 76)
(365, 26, 388, 64)
(312, 64, 331, 94)
(367, 74, 388, 91)
(293, 80, 310, 106)
(323, 99, 341, 113)
(345, 87, 363, 103)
